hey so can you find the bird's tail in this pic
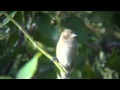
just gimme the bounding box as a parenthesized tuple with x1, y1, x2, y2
(57, 61, 70, 79)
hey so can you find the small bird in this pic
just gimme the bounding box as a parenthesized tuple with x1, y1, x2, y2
(56, 29, 77, 79)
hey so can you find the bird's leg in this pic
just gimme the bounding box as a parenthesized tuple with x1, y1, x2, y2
(51, 57, 66, 72)
(51, 57, 58, 62)
(51, 57, 70, 79)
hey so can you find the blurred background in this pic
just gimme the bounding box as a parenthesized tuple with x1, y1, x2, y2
(0, 11, 120, 79)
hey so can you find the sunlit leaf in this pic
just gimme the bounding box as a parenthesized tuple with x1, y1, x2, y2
(0, 11, 17, 28)
(16, 52, 42, 79)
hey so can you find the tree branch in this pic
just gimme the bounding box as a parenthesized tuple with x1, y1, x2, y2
(3, 11, 66, 76)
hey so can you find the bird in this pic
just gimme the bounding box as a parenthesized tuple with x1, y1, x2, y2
(56, 29, 77, 79)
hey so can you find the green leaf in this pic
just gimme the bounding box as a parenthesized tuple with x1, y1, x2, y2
(7, 33, 18, 47)
(0, 76, 14, 79)
(69, 70, 82, 79)
(113, 31, 120, 39)
(0, 27, 10, 40)
(1, 11, 17, 28)
(0, 30, 5, 40)
(106, 50, 120, 71)
(38, 68, 56, 79)
(81, 60, 98, 79)
(16, 52, 42, 79)
(34, 12, 53, 41)
(0, 11, 3, 15)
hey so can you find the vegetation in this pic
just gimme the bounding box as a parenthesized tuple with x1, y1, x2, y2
(0, 11, 120, 79)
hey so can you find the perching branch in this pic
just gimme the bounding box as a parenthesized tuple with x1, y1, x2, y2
(3, 11, 66, 76)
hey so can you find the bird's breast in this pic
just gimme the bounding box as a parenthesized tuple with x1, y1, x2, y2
(56, 40, 76, 68)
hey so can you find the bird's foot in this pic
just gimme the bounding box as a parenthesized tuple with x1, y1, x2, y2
(51, 57, 58, 62)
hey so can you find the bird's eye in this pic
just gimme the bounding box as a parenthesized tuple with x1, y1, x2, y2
(67, 34, 69, 36)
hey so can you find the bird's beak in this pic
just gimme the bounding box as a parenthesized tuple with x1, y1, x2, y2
(71, 33, 77, 37)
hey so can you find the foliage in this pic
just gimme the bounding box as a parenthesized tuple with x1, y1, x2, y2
(0, 11, 120, 79)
